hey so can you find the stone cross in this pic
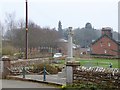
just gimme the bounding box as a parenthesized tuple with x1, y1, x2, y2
(67, 27, 74, 60)
(66, 27, 80, 84)
(66, 27, 74, 84)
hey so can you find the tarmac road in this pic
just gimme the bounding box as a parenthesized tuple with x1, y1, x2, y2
(1, 79, 58, 88)
(13, 74, 66, 85)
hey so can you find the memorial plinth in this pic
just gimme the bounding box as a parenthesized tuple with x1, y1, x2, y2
(66, 61, 80, 67)
(66, 60, 80, 84)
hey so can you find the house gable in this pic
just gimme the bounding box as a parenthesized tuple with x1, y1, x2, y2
(90, 34, 120, 56)
(91, 34, 120, 46)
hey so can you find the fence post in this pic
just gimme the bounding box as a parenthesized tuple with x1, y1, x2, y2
(22, 66, 26, 78)
(2, 56, 11, 79)
(43, 66, 46, 81)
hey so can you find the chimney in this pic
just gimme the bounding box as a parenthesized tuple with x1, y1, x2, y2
(101, 27, 112, 38)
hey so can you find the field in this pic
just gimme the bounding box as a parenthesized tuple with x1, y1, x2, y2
(54, 58, 119, 68)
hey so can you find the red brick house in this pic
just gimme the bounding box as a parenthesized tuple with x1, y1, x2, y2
(90, 27, 120, 57)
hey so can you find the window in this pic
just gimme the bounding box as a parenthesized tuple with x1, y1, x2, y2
(104, 49, 107, 54)
(108, 42, 111, 47)
(100, 41, 103, 47)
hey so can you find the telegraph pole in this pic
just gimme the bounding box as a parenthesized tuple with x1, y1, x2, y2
(23, 0, 28, 78)
(25, 0, 28, 59)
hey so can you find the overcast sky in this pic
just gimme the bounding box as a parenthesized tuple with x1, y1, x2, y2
(0, 0, 119, 31)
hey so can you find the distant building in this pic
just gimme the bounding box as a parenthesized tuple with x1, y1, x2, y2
(90, 27, 120, 57)
(57, 39, 80, 56)
(57, 39, 68, 55)
(79, 47, 89, 55)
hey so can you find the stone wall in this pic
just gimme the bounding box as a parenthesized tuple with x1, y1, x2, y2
(11, 58, 49, 67)
(73, 66, 120, 88)
(9, 58, 49, 75)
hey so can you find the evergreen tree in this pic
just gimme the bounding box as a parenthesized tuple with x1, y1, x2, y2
(58, 21, 63, 38)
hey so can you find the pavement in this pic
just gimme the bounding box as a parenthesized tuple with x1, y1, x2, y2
(8, 74, 66, 86)
(1, 79, 58, 88)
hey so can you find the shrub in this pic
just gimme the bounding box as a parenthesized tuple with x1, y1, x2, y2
(2, 45, 16, 55)
(32, 63, 59, 74)
(13, 52, 24, 59)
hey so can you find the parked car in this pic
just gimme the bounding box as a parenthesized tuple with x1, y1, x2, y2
(53, 53, 62, 58)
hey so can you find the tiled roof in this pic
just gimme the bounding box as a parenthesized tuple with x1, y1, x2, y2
(91, 34, 120, 46)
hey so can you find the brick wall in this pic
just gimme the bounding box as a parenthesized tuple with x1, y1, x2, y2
(91, 36, 119, 56)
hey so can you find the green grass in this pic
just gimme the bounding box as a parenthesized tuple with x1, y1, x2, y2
(52, 58, 119, 68)
(76, 58, 119, 68)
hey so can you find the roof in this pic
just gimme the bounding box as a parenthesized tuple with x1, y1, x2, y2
(102, 27, 113, 30)
(2, 56, 9, 59)
(58, 39, 68, 43)
(80, 48, 88, 52)
(91, 34, 120, 46)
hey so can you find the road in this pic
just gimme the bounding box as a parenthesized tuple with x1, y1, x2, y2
(0, 79, 59, 88)
(13, 74, 66, 85)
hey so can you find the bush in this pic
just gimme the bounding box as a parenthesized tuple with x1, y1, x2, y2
(2, 45, 16, 55)
(32, 63, 59, 74)
(13, 52, 24, 59)
(49, 57, 54, 60)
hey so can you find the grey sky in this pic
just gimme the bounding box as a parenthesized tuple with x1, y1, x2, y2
(0, 0, 119, 31)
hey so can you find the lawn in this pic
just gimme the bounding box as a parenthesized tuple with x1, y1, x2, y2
(76, 58, 119, 68)
(51, 58, 119, 68)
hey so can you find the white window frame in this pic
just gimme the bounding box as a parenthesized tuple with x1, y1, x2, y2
(100, 42, 103, 47)
(108, 42, 111, 47)
(104, 49, 107, 54)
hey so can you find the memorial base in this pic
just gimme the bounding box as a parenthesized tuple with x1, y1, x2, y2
(66, 59, 80, 84)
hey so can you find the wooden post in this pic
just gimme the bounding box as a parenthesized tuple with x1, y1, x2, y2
(25, 0, 28, 59)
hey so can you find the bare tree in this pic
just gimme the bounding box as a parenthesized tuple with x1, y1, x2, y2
(4, 12, 17, 45)
(0, 21, 4, 37)
(4, 19, 60, 50)
(0, 21, 3, 56)
(17, 19, 25, 29)
(5, 12, 16, 30)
